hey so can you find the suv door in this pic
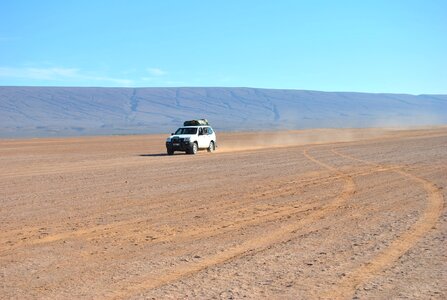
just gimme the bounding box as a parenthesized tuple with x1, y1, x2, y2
(207, 127, 215, 141)
(197, 127, 210, 148)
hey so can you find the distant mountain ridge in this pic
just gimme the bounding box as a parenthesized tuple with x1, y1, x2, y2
(1, 86, 446, 138)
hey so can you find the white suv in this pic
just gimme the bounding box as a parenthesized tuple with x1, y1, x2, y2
(166, 125, 217, 155)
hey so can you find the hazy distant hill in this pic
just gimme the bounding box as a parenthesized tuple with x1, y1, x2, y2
(0, 86, 446, 138)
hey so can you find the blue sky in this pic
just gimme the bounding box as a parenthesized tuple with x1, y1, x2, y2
(0, 0, 446, 94)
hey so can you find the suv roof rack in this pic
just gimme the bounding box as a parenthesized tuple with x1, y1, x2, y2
(183, 119, 209, 126)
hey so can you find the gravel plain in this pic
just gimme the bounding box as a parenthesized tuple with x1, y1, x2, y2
(0, 127, 446, 299)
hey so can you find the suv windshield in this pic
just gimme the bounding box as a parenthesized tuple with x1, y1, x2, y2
(175, 127, 197, 135)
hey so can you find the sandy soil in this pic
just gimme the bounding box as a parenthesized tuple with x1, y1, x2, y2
(1, 127, 446, 299)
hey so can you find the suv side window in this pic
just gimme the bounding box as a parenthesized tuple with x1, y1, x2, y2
(202, 127, 208, 135)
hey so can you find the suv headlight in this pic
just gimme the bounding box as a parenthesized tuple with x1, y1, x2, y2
(166, 138, 171, 142)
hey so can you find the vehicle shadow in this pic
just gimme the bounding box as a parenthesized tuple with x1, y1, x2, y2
(139, 153, 188, 157)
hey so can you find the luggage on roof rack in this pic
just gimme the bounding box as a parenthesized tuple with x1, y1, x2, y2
(184, 119, 209, 126)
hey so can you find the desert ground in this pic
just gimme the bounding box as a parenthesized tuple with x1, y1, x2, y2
(1, 127, 446, 299)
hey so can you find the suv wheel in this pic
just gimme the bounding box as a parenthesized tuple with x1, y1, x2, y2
(167, 148, 174, 155)
(207, 141, 215, 152)
(188, 142, 198, 155)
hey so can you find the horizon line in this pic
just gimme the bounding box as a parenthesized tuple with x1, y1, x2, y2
(1, 85, 446, 96)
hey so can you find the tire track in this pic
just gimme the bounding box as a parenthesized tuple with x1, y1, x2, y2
(108, 148, 357, 298)
(36, 193, 404, 300)
(324, 148, 444, 299)
(0, 168, 351, 256)
(0, 159, 155, 179)
(0, 167, 353, 253)
(2, 165, 397, 268)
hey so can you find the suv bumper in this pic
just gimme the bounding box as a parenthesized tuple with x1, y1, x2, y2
(166, 140, 191, 151)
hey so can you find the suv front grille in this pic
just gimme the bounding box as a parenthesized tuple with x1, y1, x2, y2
(171, 138, 184, 143)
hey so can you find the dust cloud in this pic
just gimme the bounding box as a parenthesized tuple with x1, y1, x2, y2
(369, 113, 445, 130)
(217, 128, 389, 153)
